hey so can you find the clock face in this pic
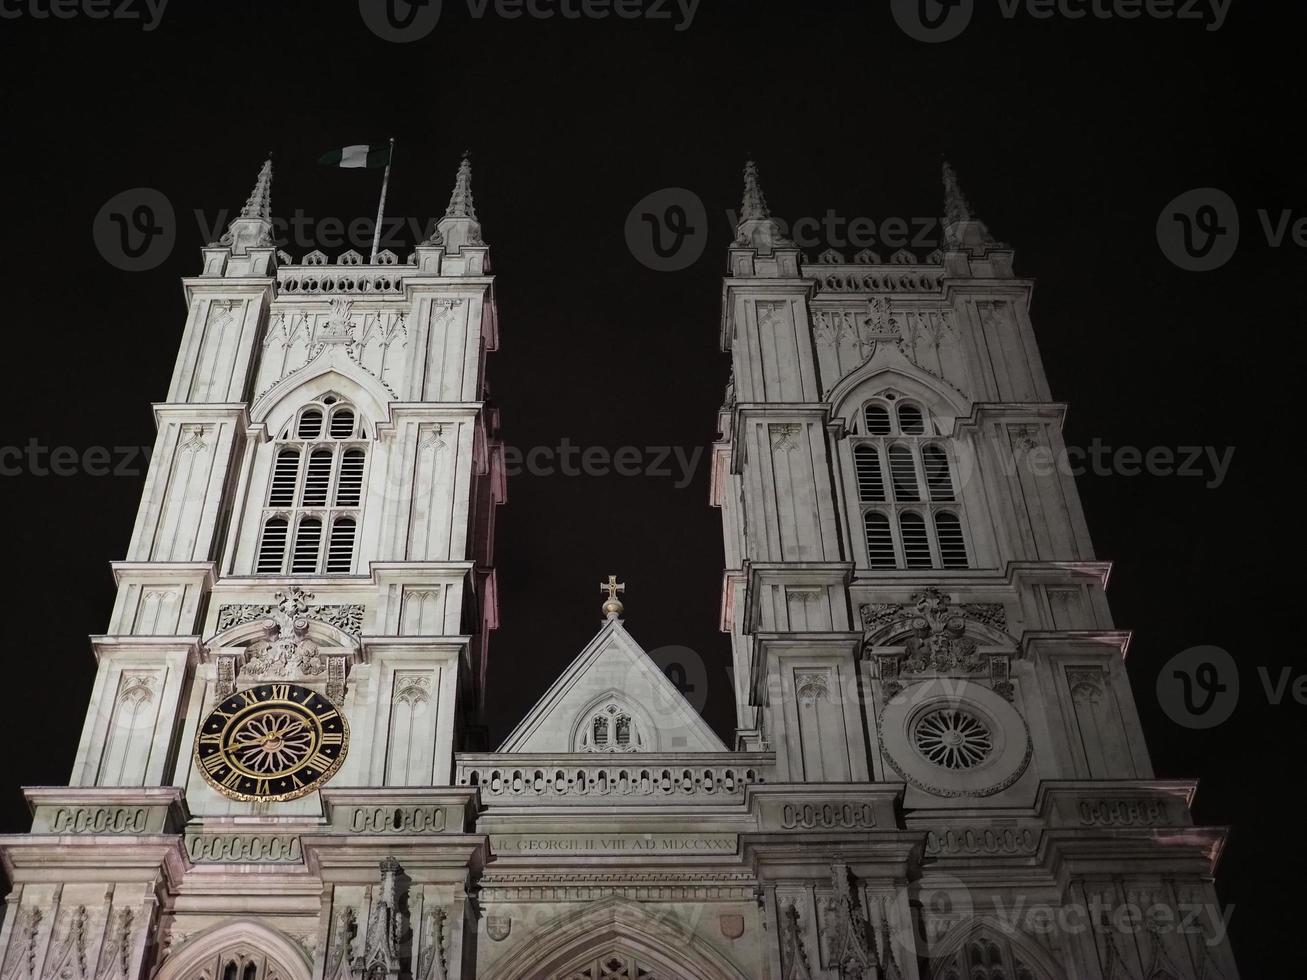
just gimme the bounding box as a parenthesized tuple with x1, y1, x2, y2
(194, 683, 348, 802)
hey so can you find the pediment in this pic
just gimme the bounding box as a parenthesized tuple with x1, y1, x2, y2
(497, 620, 726, 754)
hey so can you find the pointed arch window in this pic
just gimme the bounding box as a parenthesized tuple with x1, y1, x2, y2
(256, 394, 369, 574)
(578, 702, 645, 753)
(853, 395, 972, 570)
(934, 933, 1045, 980)
(177, 944, 295, 980)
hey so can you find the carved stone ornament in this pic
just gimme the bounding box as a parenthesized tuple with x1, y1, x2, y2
(216, 587, 365, 637)
(416, 906, 448, 980)
(778, 902, 814, 980)
(243, 617, 324, 680)
(324, 908, 357, 980)
(2, 907, 43, 980)
(719, 914, 745, 940)
(486, 914, 511, 942)
(213, 588, 359, 700)
(40, 906, 86, 980)
(318, 298, 356, 346)
(861, 589, 1011, 675)
(95, 909, 132, 980)
(360, 858, 405, 980)
(819, 864, 877, 978)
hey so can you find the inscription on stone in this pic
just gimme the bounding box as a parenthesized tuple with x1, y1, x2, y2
(491, 834, 737, 856)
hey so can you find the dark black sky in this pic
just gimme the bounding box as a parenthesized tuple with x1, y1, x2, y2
(0, 1, 1296, 974)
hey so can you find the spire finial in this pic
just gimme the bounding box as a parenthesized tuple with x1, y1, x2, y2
(213, 155, 274, 253)
(734, 159, 794, 253)
(240, 155, 274, 222)
(740, 159, 770, 221)
(941, 159, 974, 227)
(445, 151, 477, 220)
(600, 575, 626, 621)
(941, 159, 998, 250)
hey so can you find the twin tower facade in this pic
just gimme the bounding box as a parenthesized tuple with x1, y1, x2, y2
(0, 156, 1239, 980)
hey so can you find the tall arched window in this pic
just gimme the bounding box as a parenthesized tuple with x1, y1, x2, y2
(256, 394, 369, 574)
(853, 394, 971, 569)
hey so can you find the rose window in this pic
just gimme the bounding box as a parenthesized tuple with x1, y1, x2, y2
(912, 707, 994, 770)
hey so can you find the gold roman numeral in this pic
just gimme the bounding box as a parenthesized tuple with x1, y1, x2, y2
(200, 753, 226, 774)
(321, 732, 344, 746)
(270, 684, 291, 701)
(306, 752, 335, 773)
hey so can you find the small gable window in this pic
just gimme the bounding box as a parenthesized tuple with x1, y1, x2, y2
(578, 702, 644, 753)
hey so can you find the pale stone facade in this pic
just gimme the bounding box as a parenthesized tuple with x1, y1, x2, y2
(0, 156, 1239, 980)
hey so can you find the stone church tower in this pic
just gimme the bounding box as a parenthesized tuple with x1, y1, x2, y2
(0, 156, 1239, 980)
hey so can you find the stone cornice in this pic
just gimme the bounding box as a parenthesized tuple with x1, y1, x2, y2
(0, 834, 188, 887)
(299, 834, 488, 884)
(88, 634, 204, 666)
(1021, 630, 1132, 662)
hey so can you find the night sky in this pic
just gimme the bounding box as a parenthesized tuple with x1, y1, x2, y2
(0, 1, 1294, 974)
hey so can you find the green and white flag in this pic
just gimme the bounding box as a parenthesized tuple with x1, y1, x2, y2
(318, 143, 392, 169)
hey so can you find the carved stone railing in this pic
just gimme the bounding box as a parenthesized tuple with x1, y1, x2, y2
(276, 266, 406, 295)
(803, 265, 945, 295)
(455, 753, 773, 805)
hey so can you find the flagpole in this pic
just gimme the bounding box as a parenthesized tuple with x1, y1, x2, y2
(370, 138, 395, 264)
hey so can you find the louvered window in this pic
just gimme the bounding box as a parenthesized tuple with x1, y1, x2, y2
(256, 394, 369, 574)
(854, 396, 972, 570)
(900, 512, 932, 568)
(864, 512, 896, 568)
(854, 446, 885, 502)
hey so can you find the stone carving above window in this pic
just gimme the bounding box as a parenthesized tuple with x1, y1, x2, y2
(210, 588, 358, 701)
(217, 588, 365, 638)
(861, 589, 1011, 674)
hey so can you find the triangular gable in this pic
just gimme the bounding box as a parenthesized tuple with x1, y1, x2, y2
(498, 619, 727, 753)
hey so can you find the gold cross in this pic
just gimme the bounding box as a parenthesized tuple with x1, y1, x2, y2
(600, 575, 626, 600)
